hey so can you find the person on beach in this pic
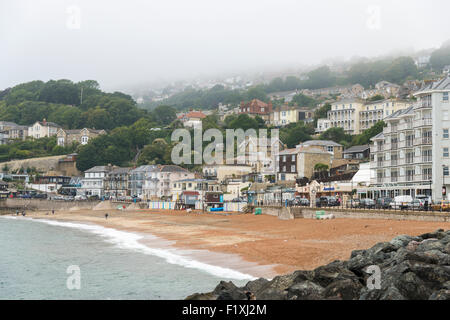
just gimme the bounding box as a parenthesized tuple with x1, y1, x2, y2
(16, 210, 19, 216)
(22, 211, 26, 217)
(52, 209, 54, 215)
(105, 213, 109, 219)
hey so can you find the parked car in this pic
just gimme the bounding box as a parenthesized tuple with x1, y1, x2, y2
(407, 199, 425, 210)
(376, 197, 392, 209)
(33, 193, 47, 199)
(326, 196, 338, 206)
(52, 195, 65, 201)
(18, 193, 32, 199)
(360, 198, 375, 209)
(346, 199, 360, 208)
(431, 200, 450, 211)
(389, 195, 413, 209)
(63, 195, 74, 201)
(315, 196, 329, 207)
(87, 195, 99, 200)
(298, 198, 310, 206)
(75, 195, 87, 201)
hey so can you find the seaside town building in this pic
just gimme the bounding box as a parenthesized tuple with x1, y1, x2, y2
(0, 121, 28, 142)
(128, 165, 157, 198)
(270, 105, 314, 126)
(56, 128, 106, 147)
(239, 99, 273, 122)
(177, 110, 206, 128)
(104, 167, 131, 198)
(79, 165, 113, 197)
(28, 119, 61, 139)
(368, 75, 450, 201)
(142, 165, 194, 200)
(297, 140, 343, 159)
(359, 99, 413, 132)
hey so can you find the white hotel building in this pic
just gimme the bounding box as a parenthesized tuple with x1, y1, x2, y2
(368, 76, 450, 201)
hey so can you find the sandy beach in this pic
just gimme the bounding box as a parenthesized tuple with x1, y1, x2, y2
(21, 208, 450, 279)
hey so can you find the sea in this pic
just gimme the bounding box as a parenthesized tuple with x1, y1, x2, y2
(0, 216, 253, 300)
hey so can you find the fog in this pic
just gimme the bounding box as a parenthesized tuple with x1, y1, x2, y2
(1, 0, 450, 91)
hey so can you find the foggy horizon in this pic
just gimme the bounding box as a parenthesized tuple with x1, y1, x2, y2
(2, 0, 450, 92)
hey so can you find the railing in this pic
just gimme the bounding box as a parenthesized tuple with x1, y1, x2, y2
(391, 159, 398, 166)
(420, 102, 432, 109)
(398, 140, 406, 148)
(414, 118, 432, 127)
(391, 143, 398, 150)
(422, 138, 432, 144)
(406, 140, 414, 147)
(405, 157, 414, 164)
(390, 176, 398, 182)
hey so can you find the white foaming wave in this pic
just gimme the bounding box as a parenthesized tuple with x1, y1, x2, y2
(3, 216, 256, 281)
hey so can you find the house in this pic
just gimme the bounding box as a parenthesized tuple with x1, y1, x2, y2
(28, 119, 61, 139)
(129, 165, 157, 198)
(27, 175, 71, 193)
(277, 146, 332, 181)
(171, 178, 211, 202)
(239, 99, 273, 121)
(56, 128, 106, 147)
(104, 167, 131, 198)
(178, 111, 206, 128)
(0, 121, 28, 142)
(143, 165, 195, 200)
(343, 145, 370, 160)
(0, 130, 8, 145)
(297, 140, 343, 159)
(79, 165, 114, 197)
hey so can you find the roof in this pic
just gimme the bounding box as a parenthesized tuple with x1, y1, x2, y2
(184, 111, 206, 119)
(371, 132, 384, 141)
(109, 167, 132, 174)
(159, 165, 189, 173)
(343, 145, 370, 153)
(415, 75, 450, 94)
(37, 121, 61, 128)
(300, 140, 343, 147)
(130, 165, 158, 173)
(59, 128, 106, 134)
(84, 166, 112, 173)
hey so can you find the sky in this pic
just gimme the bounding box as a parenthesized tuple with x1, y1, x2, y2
(1, 0, 450, 91)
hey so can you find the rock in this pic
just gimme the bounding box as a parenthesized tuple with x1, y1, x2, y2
(390, 235, 421, 249)
(243, 278, 269, 294)
(287, 280, 324, 300)
(323, 279, 363, 300)
(311, 261, 360, 288)
(394, 271, 433, 300)
(213, 281, 247, 300)
(428, 289, 450, 300)
(185, 292, 217, 300)
(186, 230, 450, 300)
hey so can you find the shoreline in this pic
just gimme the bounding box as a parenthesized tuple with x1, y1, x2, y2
(7, 208, 450, 279)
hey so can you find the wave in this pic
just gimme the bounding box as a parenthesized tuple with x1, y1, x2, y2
(0, 215, 256, 281)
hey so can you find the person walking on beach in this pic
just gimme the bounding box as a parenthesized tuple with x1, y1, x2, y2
(52, 209, 54, 215)
(22, 211, 26, 217)
(105, 213, 109, 220)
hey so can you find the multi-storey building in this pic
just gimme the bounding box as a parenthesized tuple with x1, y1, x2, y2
(270, 105, 314, 126)
(239, 99, 273, 121)
(28, 119, 61, 139)
(128, 165, 157, 198)
(57, 128, 106, 147)
(297, 140, 343, 159)
(368, 76, 450, 201)
(143, 165, 194, 200)
(359, 99, 413, 132)
(317, 98, 413, 134)
(104, 167, 131, 198)
(79, 165, 114, 197)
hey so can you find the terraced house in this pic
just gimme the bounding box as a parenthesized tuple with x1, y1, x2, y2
(369, 76, 450, 201)
(56, 128, 106, 147)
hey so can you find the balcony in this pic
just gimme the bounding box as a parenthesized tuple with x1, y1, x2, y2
(391, 159, 398, 166)
(391, 143, 398, 150)
(414, 118, 432, 127)
(405, 140, 414, 148)
(390, 176, 398, 183)
(377, 161, 385, 167)
(418, 102, 432, 109)
(422, 138, 432, 145)
(405, 157, 415, 165)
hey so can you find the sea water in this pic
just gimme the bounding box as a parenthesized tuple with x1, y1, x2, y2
(0, 216, 253, 299)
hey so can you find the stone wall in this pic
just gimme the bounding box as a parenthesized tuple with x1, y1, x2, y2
(1, 198, 100, 211)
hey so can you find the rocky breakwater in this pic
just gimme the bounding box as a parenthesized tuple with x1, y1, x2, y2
(186, 229, 450, 300)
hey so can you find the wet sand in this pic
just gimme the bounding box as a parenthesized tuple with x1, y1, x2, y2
(23, 208, 450, 278)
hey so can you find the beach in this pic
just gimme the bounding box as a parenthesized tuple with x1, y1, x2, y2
(19, 207, 450, 279)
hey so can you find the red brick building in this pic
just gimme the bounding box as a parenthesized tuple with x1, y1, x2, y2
(239, 99, 273, 121)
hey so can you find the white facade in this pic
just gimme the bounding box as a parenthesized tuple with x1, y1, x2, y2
(143, 165, 194, 200)
(28, 121, 60, 139)
(79, 166, 111, 197)
(368, 76, 450, 201)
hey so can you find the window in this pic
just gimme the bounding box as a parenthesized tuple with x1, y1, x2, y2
(291, 154, 295, 161)
(291, 165, 295, 172)
(327, 146, 333, 152)
(282, 166, 286, 172)
(444, 148, 449, 157)
(444, 92, 449, 102)
(81, 136, 89, 144)
(282, 155, 286, 162)
(444, 166, 449, 176)
(444, 129, 449, 139)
